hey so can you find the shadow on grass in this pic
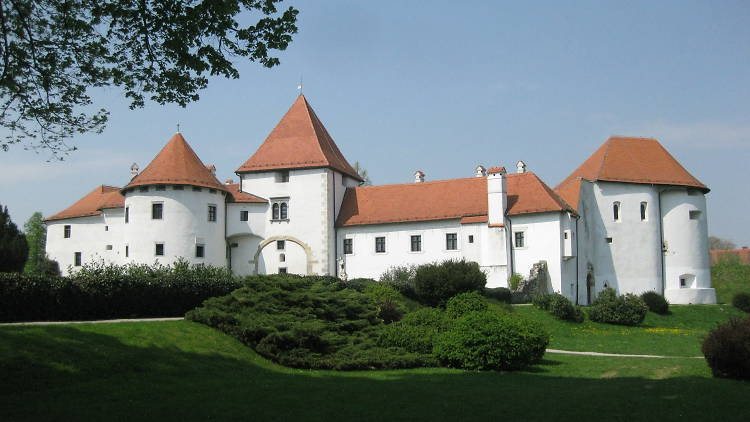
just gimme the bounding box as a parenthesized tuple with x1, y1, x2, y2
(0, 324, 748, 422)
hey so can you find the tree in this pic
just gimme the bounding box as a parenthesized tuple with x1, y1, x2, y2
(0, 0, 298, 157)
(0, 204, 28, 272)
(353, 161, 372, 186)
(709, 236, 736, 251)
(23, 211, 46, 273)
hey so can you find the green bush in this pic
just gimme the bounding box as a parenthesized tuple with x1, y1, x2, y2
(532, 293, 554, 311)
(508, 273, 523, 291)
(379, 264, 418, 299)
(412, 259, 486, 306)
(343, 278, 377, 292)
(188, 275, 432, 370)
(0, 259, 237, 322)
(641, 291, 670, 314)
(548, 294, 584, 322)
(484, 287, 512, 303)
(702, 316, 750, 380)
(433, 311, 549, 370)
(378, 307, 451, 355)
(588, 288, 648, 326)
(732, 292, 750, 313)
(445, 291, 488, 319)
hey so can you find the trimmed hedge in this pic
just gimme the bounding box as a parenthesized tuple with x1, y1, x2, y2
(641, 291, 670, 314)
(412, 259, 486, 306)
(588, 288, 648, 326)
(732, 292, 750, 313)
(378, 307, 451, 355)
(0, 260, 238, 322)
(702, 316, 750, 380)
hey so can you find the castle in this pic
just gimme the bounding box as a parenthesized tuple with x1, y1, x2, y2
(44, 95, 716, 304)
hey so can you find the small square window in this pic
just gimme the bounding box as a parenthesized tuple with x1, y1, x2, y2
(375, 236, 386, 253)
(155, 243, 165, 256)
(343, 238, 353, 254)
(156, 185, 166, 191)
(209, 189, 217, 194)
(230, 242, 239, 248)
(74, 252, 82, 266)
(276, 171, 290, 183)
(240, 211, 249, 221)
(192, 186, 202, 192)
(468, 235, 474, 243)
(411, 235, 422, 252)
(689, 210, 701, 220)
(279, 267, 288, 274)
(446, 233, 458, 250)
(277, 240, 285, 250)
(606, 237, 613, 244)
(208, 205, 217, 222)
(105, 245, 113, 251)
(64, 225, 71, 238)
(196, 244, 205, 258)
(152, 203, 163, 220)
(139, 186, 149, 192)
(173, 185, 184, 190)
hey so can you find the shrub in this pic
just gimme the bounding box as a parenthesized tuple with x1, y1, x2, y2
(378, 307, 451, 354)
(433, 311, 549, 371)
(377, 301, 403, 323)
(412, 259, 486, 306)
(379, 264, 418, 299)
(641, 291, 670, 314)
(508, 273, 523, 291)
(732, 292, 750, 313)
(588, 288, 648, 326)
(702, 316, 750, 380)
(484, 287, 512, 303)
(343, 278, 377, 292)
(363, 283, 402, 304)
(446, 291, 488, 319)
(532, 293, 554, 311)
(548, 294, 584, 322)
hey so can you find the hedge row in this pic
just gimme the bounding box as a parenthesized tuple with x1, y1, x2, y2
(0, 260, 238, 322)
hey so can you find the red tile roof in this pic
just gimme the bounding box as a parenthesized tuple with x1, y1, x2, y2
(555, 136, 708, 209)
(236, 95, 363, 181)
(710, 249, 750, 265)
(124, 133, 227, 192)
(336, 172, 573, 227)
(45, 185, 124, 222)
(224, 183, 267, 203)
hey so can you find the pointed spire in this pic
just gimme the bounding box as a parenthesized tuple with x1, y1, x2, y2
(124, 133, 227, 192)
(236, 95, 363, 181)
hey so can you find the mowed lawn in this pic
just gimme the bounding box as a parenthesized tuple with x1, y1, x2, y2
(1, 307, 749, 422)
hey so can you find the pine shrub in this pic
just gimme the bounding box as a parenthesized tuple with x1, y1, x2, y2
(412, 259, 486, 306)
(732, 292, 750, 313)
(588, 288, 648, 326)
(640, 291, 670, 314)
(702, 316, 750, 380)
(378, 307, 451, 354)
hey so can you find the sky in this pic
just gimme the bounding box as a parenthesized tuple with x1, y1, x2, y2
(1, 0, 749, 245)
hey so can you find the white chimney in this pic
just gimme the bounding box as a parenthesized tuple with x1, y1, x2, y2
(516, 160, 527, 174)
(130, 163, 139, 178)
(475, 165, 486, 177)
(487, 166, 507, 226)
(224, 178, 234, 185)
(206, 164, 216, 175)
(414, 170, 425, 183)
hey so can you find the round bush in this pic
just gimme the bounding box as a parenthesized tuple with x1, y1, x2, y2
(732, 292, 750, 313)
(378, 308, 451, 354)
(433, 311, 549, 371)
(588, 288, 648, 326)
(413, 259, 486, 306)
(641, 291, 669, 314)
(531, 293, 554, 311)
(446, 291, 488, 319)
(484, 287, 512, 303)
(548, 294, 584, 322)
(702, 316, 750, 380)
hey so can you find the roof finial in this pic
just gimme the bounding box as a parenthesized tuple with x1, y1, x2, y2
(297, 75, 303, 95)
(176, 122, 180, 133)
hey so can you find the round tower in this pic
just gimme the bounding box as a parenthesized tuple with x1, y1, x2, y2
(121, 133, 228, 268)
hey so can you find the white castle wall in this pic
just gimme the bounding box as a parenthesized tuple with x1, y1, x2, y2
(122, 186, 227, 267)
(46, 214, 123, 275)
(509, 212, 567, 296)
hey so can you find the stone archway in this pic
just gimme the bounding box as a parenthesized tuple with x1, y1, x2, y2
(253, 235, 316, 275)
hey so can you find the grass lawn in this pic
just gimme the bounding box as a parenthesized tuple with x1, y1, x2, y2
(510, 304, 745, 356)
(1, 317, 749, 421)
(712, 260, 750, 304)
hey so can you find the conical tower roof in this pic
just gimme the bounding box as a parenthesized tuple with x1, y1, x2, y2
(124, 133, 227, 192)
(236, 95, 363, 181)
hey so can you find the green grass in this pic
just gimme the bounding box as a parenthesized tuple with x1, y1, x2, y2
(712, 260, 750, 304)
(1, 318, 749, 421)
(511, 304, 745, 356)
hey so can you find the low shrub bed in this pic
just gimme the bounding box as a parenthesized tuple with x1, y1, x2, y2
(588, 288, 648, 326)
(641, 291, 670, 314)
(0, 260, 237, 322)
(702, 316, 750, 380)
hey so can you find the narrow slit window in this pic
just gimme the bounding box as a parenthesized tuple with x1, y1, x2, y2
(208, 205, 217, 222)
(74, 252, 82, 266)
(613, 202, 620, 222)
(640, 202, 648, 221)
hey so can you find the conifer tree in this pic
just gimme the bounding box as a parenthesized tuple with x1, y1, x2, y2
(0, 204, 29, 272)
(23, 212, 47, 274)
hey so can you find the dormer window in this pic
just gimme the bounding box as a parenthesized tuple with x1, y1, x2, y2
(276, 170, 290, 183)
(613, 202, 620, 222)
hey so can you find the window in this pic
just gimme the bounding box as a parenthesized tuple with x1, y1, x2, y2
(196, 244, 205, 258)
(105, 245, 113, 251)
(74, 252, 82, 266)
(687, 189, 700, 196)
(280, 202, 288, 220)
(613, 202, 620, 222)
(155, 243, 164, 256)
(279, 267, 288, 274)
(105, 225, 109, 232)
(564, 232, 568, 239)
(271, 199, 289, 221)
(468, 235, 474, 243)
(375, 236, 386, 253)
(343, 238, 353, 254)
(276, 170, 290, 183)
(640, 202, 648, 221)
(410, 235, 422, 252)
(193, 186, 202, 192)
(446, 233, 458, 250)
(125, 207, 129, 223)
(277, 240, 285, 250)
(208, 205, 217, 222)
(139, 186, 149, 192)
(689, 210, 702, 220)
(209, 189, 217, 194)
(173, 185, 184, 190)
(64, 225, 71, 238)
(606, 237, 613, 244)
(514, 231, 525, 248)
(240, 211, 249, 221)
(152, 203, 163, 220)
(279, 253, 286, 262)
(125, 245, 129, 257)
(680, 277, 686, 288)
(156, 185, 166, 191)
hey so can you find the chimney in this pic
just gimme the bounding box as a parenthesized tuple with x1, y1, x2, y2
(487, 166, 507, 226)
(475, 165, 487, 177)
(516, 160, 527, 174)
(414, 170, 425, 183)
(206, 164, 216, 175)
(130, 163, 139, 178)
(224, 178, 234, 185)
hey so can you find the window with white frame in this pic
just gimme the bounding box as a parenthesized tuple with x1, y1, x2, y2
(152, 202, 163, 220)
(344, 238, 353, 254)
(271, 199, 289, 221)
(446, 233, 458, 250)
(375, 236, 386, 253)
(410, 235, 421, 252)
(514, 231, 525, 248)
(208, 204, 217, 222)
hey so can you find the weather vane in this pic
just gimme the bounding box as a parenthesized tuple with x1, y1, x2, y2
(177, 122, 180, 133)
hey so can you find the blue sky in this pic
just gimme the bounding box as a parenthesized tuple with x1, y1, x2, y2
(1, 0, 749, 245)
